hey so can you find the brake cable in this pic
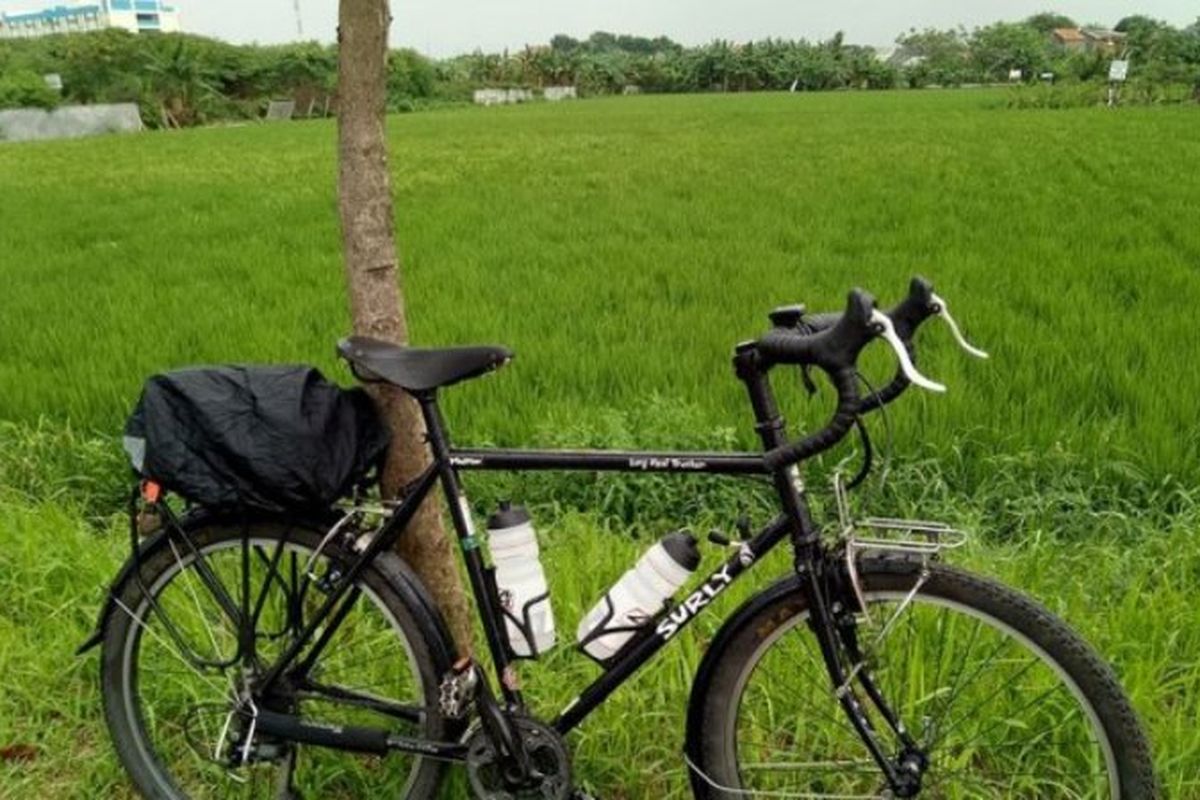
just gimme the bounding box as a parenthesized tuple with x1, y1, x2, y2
(844, 371, 895, 491)
(845, 416, 873, 491)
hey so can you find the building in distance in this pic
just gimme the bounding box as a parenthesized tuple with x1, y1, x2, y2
(0, 1, 180, 40)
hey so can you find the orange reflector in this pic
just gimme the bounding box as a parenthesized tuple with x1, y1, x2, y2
(141, 480, 162, 504)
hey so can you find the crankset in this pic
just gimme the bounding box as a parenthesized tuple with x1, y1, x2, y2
(466, 716, 572, 800)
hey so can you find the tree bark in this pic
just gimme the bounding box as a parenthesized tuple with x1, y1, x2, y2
(336, 0, 473, 653)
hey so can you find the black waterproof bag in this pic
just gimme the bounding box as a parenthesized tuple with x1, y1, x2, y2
(124, 365, 390, 513)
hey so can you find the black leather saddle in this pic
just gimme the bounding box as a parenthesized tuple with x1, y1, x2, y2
(337, 336, 513, 393)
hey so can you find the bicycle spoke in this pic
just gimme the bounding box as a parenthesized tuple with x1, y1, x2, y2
(729, 586, 1121, 799)
(938, 680, 1079, 756)
(115, 531, 430, 800)
(114, 596, 232, 700)
(920, 616, 983, 746)
(168, 538, 239, 666)
(739, 759, 879, 773)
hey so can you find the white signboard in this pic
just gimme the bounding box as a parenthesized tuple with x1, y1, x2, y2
(265, 100, 296, 121)
(1108, 60, 1129, 82)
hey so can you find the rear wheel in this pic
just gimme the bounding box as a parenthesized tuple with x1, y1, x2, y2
(689, 558, 1158, 798)
(100, 518, 451, 799)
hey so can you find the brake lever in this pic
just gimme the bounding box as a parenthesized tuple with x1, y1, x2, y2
(931, 293, 989, 359)
(870, 310, 947, 393)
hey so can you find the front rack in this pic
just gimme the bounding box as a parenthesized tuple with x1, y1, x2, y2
(847, 517, 969, 555)
(833, 473, 969, 622)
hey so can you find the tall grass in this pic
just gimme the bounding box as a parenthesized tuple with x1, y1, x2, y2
(1, 411, 1198, 796)
(1, 90, 1198, 797)
(1, 92, 1198, 492)
(0, 488, 1197, 798)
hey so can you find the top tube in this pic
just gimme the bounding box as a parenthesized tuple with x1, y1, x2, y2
(448, 447, 769, 476)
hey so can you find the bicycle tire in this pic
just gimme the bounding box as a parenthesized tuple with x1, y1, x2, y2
(687, 556, 1158, 799)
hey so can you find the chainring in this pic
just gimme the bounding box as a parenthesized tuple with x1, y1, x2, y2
(466, 717, 572, 800)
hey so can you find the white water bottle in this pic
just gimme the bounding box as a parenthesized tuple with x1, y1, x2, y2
(577, 531, 701, 662)
(487, 503, 556, 657)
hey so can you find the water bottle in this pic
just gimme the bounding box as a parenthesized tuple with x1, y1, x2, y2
(577, 531, 701, 662)
(487, 502, 556, 657)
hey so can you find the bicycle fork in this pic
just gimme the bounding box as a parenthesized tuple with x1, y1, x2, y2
(798, 549, 928, 798)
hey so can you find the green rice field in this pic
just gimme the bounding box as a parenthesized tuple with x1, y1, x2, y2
(2, 91, 1199, 483)
(1, 90, 1199, 797)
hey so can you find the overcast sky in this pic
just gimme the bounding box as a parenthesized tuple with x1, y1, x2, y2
(4, 1, 1197, 55)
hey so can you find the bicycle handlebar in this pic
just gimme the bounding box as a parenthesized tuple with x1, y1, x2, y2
(753, 277, 987, 469)
(756, 289, 881, 469)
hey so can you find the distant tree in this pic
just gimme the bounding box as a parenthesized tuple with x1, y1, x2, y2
(270, 42, 337, 102)
(846, 46, 898, 89)
(650, 36, 683, 54)
(0, 68, 60, 109)
(970, 22, 1048, 80)
(549, 34, 580, 54)
(144, 38, 218, 126)
(1054, 48, 1109, 80)
(52, 28, 144, 104)
(896, 27, 974, 86)
(1025, 12, 1076, 34)
(1114, 15, 1162, 35)
(1, 16, 1194, 118)
(586, 31, 619, 52)
(387, 47, 435, 102)
(1112, 15, 1197, 77)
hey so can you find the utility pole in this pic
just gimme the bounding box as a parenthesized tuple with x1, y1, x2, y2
(293, 0, 304, 38)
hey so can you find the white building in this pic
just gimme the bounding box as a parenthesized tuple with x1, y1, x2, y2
(543, 86, 578, 101)
(0, 1, 181, 40)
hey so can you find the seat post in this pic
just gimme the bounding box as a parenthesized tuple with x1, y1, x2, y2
(415, 391, 451, 461)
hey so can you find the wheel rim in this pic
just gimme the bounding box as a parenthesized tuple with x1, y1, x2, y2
(723, 589, 1121, 799)
(116, 534, 429, 799)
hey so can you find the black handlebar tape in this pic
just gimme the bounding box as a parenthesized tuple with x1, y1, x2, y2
(796, 312, 841, 334)
(787, 277, 937, 414)
(887, 275, 937, 342)
(757, 289, 878, 372)
(763, 365, 861, 470)
(755, 289, 878, 469)
(858, 353, 914, 413)
(797, 277, 937, 339)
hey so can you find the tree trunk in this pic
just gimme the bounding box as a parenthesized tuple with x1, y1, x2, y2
(336, 0, 474, 653)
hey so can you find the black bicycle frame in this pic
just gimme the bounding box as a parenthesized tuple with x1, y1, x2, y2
(251, 344, 858, 756)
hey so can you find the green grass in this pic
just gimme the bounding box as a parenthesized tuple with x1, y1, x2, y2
(2, 90, 1200, 797)
(2, 91, 1199, 489)
(0, 495, 1197, 798)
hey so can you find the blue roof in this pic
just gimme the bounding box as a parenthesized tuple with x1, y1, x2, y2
(3, 5, 103, 23)
(0, 1, 176, 25)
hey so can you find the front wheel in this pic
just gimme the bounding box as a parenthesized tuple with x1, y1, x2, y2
(688, 557, 1158, 799)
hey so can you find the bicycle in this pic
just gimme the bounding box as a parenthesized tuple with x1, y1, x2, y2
(81, 277, 1158, 798)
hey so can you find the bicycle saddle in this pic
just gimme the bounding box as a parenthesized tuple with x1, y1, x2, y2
(338, 336, 513, 392)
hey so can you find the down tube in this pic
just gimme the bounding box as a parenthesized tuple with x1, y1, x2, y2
(552, 515, 791, 735)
